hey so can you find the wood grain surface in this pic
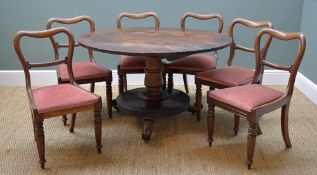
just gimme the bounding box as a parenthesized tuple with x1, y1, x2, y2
(79, 28, 231, 57)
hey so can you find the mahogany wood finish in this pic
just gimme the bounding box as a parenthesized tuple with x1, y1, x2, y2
(13, 27, 103, 168)
(116, 12, 162, 93)
(195, 18, 273, 128)
(47, 16, 113, 131)
(79, 27, 231, 141)
(46, 16, 112, 128)
(166, 12, 223, 94)
(79, 28, 231, 56)
(207, 28, 306, 169)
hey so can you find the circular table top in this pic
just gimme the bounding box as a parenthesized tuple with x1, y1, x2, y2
(78, 28, 232, 57)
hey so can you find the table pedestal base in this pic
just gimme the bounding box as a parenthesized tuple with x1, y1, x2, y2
(116, 88, 190, 141)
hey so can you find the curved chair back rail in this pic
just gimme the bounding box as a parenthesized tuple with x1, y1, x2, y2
(13, 27, 103, 168)
(47, 16, 113, 121)
(166, 12, 225, 95)
(13, 27, 76, 89)
(206, 28, 306, 169)
(193, 18, 273, 122)
(180, 12, 224, 67)
(116, 12, 161, 93)
(47, 16, 95, 61)
(253, 28, 306, 100)
(226, 18, 273, 66)
(117, 12, 160, 30)
(180, 12, 223, 33)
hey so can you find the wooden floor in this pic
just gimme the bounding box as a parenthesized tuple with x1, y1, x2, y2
(0, 85, 316, 175)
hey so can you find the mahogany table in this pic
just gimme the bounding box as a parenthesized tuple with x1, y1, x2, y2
(78, 28, 231, 141)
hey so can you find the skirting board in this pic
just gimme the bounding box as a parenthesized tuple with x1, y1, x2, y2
(0, 70, 316, 105)
(295, 72, 317, 105)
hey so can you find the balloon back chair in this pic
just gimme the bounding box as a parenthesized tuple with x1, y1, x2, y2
(13, 27, 103, 168)
(195, 18, 273, 130)
(166, 12, 223, 94)
(206, 28, 306, 169)
(47, 16, 112, 132)
(116, 12, 162, 93)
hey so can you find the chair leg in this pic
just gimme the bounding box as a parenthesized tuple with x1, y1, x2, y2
(233, 115, 261, 136)
(32, 119, 36, 141)
(207, 104, 215, 146)
(106, 81, 113, 119)
(123, 74, 128, 92)
(90, 82, 95, 93)
(62, 115, 67, 125)
(257, 122, 262, 135)
(167, 73, 173, 93)
(246, 121, 257, 169)
(69, 113, 77, 133)
(162, 72, 166, 91)
(281, 104, 292, 148)
(233, 114, 240, 135)
(118, 71, 124, 94)
(94, 107, 102, 153)
(34, 118, 46, 169)
(195, 83, 202, 121)
(183, 73, 189, 94)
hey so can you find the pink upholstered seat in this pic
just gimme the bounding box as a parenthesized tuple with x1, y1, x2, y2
(208, 84, 284, 112)
(196, 66, 254, 87)
(169, 54, 216, 72)
(119, 55, 146, 70)
(32, 84, 99, 113)
(58, 61, 111, 81)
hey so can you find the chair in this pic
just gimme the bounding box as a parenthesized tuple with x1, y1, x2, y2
(166, 12, 223, 94)
(116, 12, 163, 93)
(47, 16, 112, 132)
(206, 28, 306, 169)
(13, 27, 103, 168)
(195, 18, 273, 127)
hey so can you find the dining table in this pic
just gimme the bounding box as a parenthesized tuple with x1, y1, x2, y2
(78, 27, 232, 141)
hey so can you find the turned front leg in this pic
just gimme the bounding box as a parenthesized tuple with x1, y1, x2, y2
(195, 83, 202, 121)
(34, 117, 46, 169)
(94, 107, 102, 153)
(106, 81, 113, 118)
(207, 104, 215, 146)
(246, 122, 257, 169)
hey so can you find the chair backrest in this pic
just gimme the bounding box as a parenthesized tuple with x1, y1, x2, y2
(13, 27, 76, 90)
(180, 12, 223, 33)
(253, 28, 306, 97)
(117, 12, 160, 30)
(47, 16, 95, 62)
(226, 18, 273, 66)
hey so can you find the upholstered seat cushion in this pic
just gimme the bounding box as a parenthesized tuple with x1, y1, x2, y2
(119, 55, 147, 70)
(208, 84, 284, 112)
(32, 84, 99, 114)
(168, 54, 215, 72)
(58, 61, 111, 81)
(196, 66, 254, 87)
